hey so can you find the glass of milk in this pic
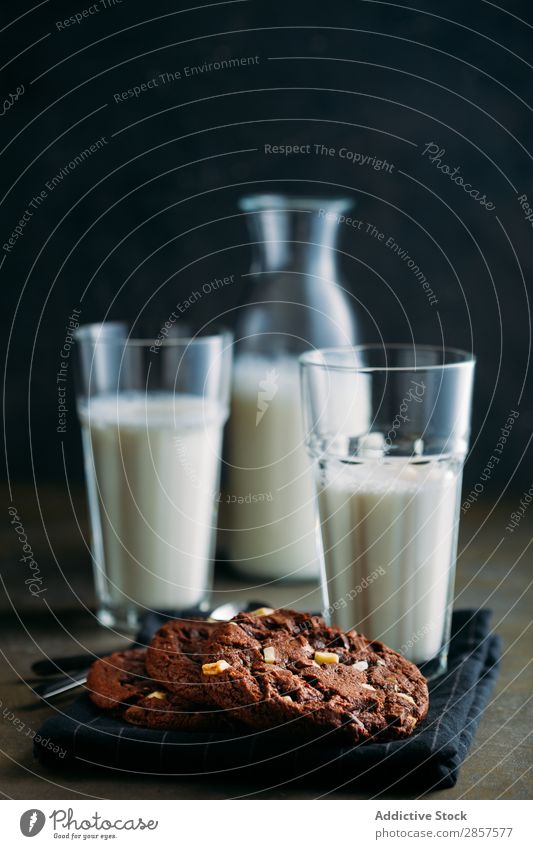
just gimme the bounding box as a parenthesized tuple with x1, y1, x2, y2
(75, 323, 233, 630)
(300, 345, 475, 678)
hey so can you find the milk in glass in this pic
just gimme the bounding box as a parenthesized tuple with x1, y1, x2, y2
(317, 458, 462, 663)
(79, 392, 225, 612)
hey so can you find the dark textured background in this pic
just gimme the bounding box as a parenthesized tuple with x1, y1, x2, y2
(1, 0, 531, 497)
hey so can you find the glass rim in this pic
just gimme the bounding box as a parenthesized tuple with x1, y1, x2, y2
(299, 343, 476, 373)
(74, 323, 233, 348)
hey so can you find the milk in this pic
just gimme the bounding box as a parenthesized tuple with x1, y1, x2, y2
(79, 392, 225, 612)
(317, 458, 462, 663)
(224, 357, 319, 579)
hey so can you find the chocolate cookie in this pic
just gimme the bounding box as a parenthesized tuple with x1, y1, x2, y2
(123, 690, 231, 732)
(201, 609, 429, 743)
(87, 648, 232, 731)
(145, 618, 224, 705)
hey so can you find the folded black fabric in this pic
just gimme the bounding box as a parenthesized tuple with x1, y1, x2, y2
(33, 609, 500, 793)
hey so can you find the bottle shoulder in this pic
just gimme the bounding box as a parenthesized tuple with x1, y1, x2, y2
(235, 274, 358, 352)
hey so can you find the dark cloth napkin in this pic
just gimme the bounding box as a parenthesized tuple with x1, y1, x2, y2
(33, 609, 500, 793)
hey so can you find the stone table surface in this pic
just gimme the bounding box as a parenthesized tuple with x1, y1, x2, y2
(0, 485, 531, 800)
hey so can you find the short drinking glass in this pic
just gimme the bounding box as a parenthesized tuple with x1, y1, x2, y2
(300, 344, 475, 678)
(75, 323, 233, 630)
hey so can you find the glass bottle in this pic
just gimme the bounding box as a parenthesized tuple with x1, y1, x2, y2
(224, 194, 359, 580)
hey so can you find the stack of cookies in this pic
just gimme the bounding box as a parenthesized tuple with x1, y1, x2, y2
(87, 608, 429, 744)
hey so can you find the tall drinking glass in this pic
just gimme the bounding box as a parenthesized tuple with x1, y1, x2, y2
(300, 345, 475, 678)
(75, 323, 233, 630)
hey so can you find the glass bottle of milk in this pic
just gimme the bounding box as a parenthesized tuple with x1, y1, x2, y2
(223, 195, 359, 580)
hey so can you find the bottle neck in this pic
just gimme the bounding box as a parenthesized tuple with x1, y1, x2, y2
(245, 203, 348, 279)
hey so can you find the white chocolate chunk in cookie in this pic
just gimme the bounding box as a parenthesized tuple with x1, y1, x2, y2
(397, 692, 416, 705)
(314, 650, 339, 664)
(202, 660, 230, 676)
(146, 690, 166, 700)
(250, 607, 274, 617)
(353, 660, 369, 672)
(263, 646, 276, 664)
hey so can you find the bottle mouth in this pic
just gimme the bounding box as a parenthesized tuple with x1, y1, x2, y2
(239, 194, 354, 214)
